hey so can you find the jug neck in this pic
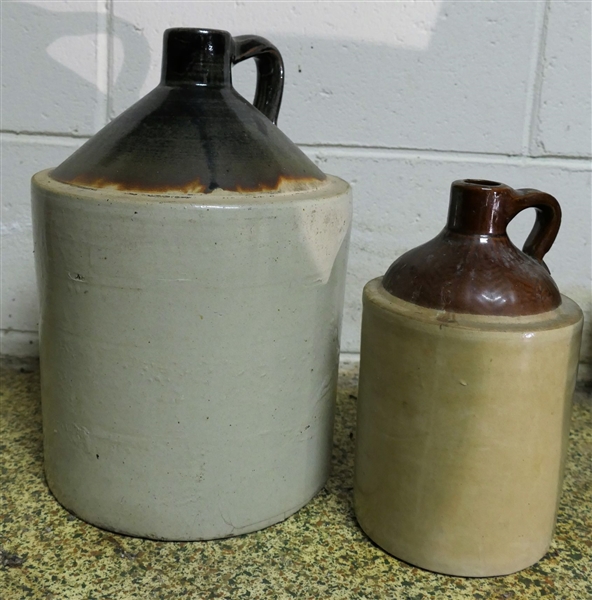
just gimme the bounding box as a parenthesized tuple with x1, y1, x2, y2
(446, 179, 512, 236)
(161, 28, 232, 87)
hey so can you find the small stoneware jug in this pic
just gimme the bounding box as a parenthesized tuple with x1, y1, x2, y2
(32, 28, 352, 540)
(354, 179, 582, 577)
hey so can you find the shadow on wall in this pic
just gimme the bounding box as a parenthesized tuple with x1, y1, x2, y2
(3, 0, 535, 154)
(2, 1, 150, 134)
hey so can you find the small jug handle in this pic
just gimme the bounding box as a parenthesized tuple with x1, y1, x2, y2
(232, 35, 284, 125)
(505, 188, 562, 266)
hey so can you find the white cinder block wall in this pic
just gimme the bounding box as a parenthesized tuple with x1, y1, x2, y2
(2, 1, 591, 377)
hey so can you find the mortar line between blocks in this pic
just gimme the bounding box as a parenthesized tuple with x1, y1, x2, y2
(1, 132, 89, 146)
(1, 131, 590, 169)
(522, 0, 551, 156)
(302, 145, 592, 170)
(106, 0, 114, 122)
(95, 0, 109, 130)
(0, 130, 592, 171)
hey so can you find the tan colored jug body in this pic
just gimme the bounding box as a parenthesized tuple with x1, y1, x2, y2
(354, 180, 583, 576)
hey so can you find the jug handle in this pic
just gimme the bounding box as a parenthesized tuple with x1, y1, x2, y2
(232, 35, 284, 125)
(505, 188, 562, 267)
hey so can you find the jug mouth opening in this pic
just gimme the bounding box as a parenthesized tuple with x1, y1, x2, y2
(463, 179, 502, 187)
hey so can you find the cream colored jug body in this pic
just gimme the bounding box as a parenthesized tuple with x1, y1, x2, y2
(354, 279, 583, 577)
(32, 171, 351, 540)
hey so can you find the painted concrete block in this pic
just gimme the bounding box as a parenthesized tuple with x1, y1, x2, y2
(2, 1, 105, 135)
(532, 0, 591, 157)
(1, 136, 85, 339)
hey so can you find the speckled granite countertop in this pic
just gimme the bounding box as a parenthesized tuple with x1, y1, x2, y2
(1, 362, 591, 600)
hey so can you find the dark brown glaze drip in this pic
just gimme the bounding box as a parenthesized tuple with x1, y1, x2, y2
(51, 28, 325, 194)
(383, 179, 562, 316)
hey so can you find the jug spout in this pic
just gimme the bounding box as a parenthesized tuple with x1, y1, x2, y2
(161, 28, 232, 87)
(446, 179, 511, 235)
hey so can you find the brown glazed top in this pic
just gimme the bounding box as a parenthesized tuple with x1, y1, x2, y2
(51, 28, 325, 194)
(383, 179, 563, 316)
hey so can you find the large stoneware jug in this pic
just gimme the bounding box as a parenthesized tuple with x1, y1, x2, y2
(32, 28, 352, 540)
(354, 179, 582, 576)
